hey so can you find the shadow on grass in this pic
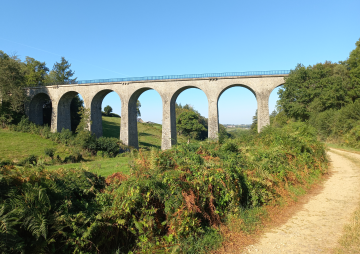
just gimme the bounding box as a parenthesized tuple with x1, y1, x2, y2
(139, 132, 154, 137)
(139, 142, 161, 149)
(102, 120, 120, 139)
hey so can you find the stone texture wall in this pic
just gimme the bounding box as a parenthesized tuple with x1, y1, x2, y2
(25, 75, 286, 150)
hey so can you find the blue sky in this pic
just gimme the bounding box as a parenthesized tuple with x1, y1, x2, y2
(1, 0, 359, 124)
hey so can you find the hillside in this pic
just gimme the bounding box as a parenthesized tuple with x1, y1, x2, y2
(102, 116, 186, 148)
(0, 128, 64, 162)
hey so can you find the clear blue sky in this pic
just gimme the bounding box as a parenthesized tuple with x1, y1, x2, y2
(1, 0, 359, 124)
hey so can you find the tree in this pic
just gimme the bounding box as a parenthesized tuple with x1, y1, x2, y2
(104, 105, 112, 116)
(136, 100, 141, 117)
(250, 109, 257, 132)
(277, 61, 354, 121)
(348, 38, 360, 100)
(70, 95, 84, 132)
(0, 51, 26, 125)
(176, 111, 206, 143)
(45, 57, 76, 85)
(23, 57, 49, 86)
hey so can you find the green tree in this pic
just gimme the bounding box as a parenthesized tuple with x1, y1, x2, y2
(176, 111, 206, 142)
(104, 105, 112, 116)
(45, 57, 76, 85)
(70, 95, 84, 132)
(250, 109, 257, 132)
(136, 100, 141, 117)
(23, 57, 49, 86)
(277, 61, 353, 121)
(0, 51, 26, 125)
(347, 38, 360, 100)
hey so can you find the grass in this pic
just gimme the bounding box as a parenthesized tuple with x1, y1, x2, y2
(330, 150, 360, 253)
(102, 116, 187, 148)
(0, 128, 67, 162)
(46, 156, 131, 177)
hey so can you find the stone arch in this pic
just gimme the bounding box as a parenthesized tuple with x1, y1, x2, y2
(28, 92, 52, 126)
(216, 83, 258, 126)
(57, 91, 86, 132)
(168, 85, 209, 144)
(217, 84, 256, 104)
(122, 87, 163, 148)
(90, 89, 122, 138)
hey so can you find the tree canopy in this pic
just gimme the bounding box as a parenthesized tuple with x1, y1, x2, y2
(176, 110, 207, 141)
(278, 39, 360, 121)
(45, 57, 76, 85)
(104, 105, 113, 116)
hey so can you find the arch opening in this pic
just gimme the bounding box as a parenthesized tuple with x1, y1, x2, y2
(268, 85, 284, 126)
(218, 85, 257, 134)
(57, 91, 84, 132)
(91, 90, 121, 138)
(173, 87, 208, 143)
(127, 88, 163, 149)
(28, 93, 52, 127)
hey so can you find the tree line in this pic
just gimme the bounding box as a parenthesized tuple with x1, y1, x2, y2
(271, 38, 360, 148)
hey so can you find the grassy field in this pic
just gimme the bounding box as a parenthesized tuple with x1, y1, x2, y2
(1, 117, 185, 176)
(0, 128, 67, 162)
(46, 156, 130, 177)
(102, 116, 187, 148)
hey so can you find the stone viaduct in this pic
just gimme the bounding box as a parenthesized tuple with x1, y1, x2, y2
(24, 71, 288, 150)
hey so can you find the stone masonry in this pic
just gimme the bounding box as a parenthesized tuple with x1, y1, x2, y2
(25, 75, 287, 150)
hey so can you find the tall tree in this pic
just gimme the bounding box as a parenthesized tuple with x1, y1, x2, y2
(23, 57, 49, 86)
(0, 51, 26, 125)
(46, 57, 76, 85)
(348, 38, 360, 100)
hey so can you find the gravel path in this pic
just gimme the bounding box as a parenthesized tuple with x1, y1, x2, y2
(241, 149, 360, 254)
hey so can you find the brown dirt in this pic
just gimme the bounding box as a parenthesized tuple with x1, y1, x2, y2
(215, 148, 360, 254)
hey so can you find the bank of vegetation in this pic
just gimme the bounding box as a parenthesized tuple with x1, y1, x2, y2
(0, 121, 327, 253)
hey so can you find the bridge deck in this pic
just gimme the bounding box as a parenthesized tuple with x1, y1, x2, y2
(40, 70, 290, 87)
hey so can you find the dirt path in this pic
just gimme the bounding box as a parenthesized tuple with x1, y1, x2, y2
(240, 149, 360, 254)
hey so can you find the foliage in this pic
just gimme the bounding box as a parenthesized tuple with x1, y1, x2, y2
(176, 111, 206, 140)
(0, 51, 26, 126)
(0, 166, 106, 253)
(45, 57, 77, 85)
(23, 56, 49, 86)
(44, 148, 56, 159)
(70, 95, 84, 132)
(0, 122, 327, 253)
(276, 38, 360, 148)
(136, 100, 141, 117)
(104, 105, 113, 116)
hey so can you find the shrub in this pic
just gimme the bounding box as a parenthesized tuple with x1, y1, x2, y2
(20, 155, 37, 166)
(44, 148, 56, 159)
(96, 136, 119, 156)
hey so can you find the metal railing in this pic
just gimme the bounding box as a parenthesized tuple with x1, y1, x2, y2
(56, 70, 290, 86)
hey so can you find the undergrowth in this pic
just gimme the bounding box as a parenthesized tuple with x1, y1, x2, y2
(0, 122, 328, 253)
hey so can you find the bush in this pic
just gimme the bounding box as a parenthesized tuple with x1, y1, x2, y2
(44, 148, 56, 159)
(0, 165, 106, 253)
(96, 136, 119, 156)
(20, 155, 37, 166)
